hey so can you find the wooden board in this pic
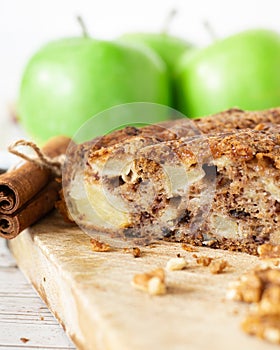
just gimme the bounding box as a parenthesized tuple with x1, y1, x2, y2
(8, 211, 275, 350)
(0, 236, 75, 349)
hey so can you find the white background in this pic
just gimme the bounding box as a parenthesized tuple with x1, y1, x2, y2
(1, 0, 280, 150)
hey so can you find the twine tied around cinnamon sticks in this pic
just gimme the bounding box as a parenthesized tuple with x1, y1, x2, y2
(8, 139, 65, 177)
(0, 136, 71, 239)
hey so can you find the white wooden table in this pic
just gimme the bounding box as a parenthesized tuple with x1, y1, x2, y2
(0, 238, 75, 350)
(0, 107, 74, 349)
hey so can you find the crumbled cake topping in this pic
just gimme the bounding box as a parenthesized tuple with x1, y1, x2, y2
(208, 128, 280, 162)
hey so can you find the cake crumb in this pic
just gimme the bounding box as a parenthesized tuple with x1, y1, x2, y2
(132, 247, 141, 258)
(181, 243, 198, 252)
(90, 238, 111, 252)
(132, 268, 166, 296)
(196, 256, 213, 267)
(210, 259, 230, 274)
(20, 338, 30, 344)
(123, 247, 141, 258)
(195, 255, 229, 273)
(166, 257, 187, 271)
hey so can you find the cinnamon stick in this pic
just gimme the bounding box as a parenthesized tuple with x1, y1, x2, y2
(0, 136, 70, 215)
(0, 181, 60, 239)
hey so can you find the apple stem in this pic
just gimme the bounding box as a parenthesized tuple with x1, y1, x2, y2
(203, 20, 219, 42)
(161, 8, 177, 34)
(77, 15, 90, 38)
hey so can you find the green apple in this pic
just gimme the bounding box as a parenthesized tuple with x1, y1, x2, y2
(119, 33, 193, 75)
(176, 29, 280, 118)
(18, 37, 171, 142)
(119, 33, 193, 108)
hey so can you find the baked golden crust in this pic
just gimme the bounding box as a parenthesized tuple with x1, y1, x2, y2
(193, 107, 280, 134)
(66, 107, 280, 162)
(63, 107, 280, 185)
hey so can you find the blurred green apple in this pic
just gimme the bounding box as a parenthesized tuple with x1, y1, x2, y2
(119, 32, 193, 108)
(176, 29, 280, 118)
(119, 33, 193, 75)
(18, 37, 171, 142)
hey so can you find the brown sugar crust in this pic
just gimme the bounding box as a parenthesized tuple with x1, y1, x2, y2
(194, 107, 280, 134)
(63, 107, 280, 186)
(65, 107, 280, 178)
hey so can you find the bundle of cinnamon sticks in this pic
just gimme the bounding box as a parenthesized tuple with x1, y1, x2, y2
(0, 136, 70, 239)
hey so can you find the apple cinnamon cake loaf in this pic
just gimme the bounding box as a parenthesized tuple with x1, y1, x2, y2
(63, 108, 280, 254)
